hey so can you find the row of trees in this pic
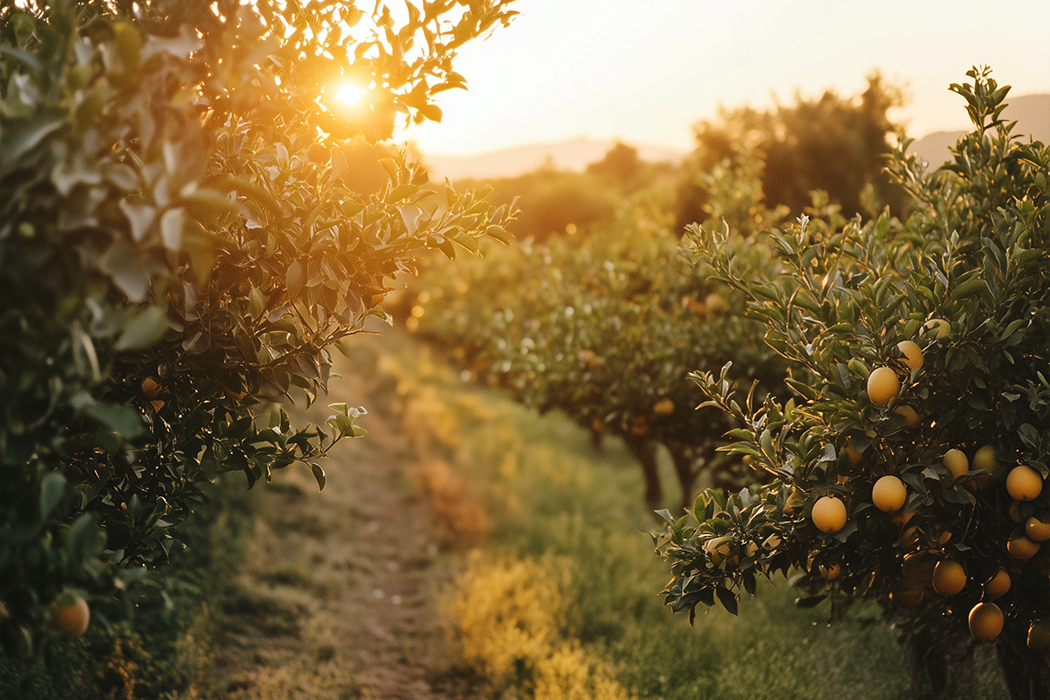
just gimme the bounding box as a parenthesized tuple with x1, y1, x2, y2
(408, 205, 788, 510)
(404, 68, 1048, 697)
(0, 0, 518, 660)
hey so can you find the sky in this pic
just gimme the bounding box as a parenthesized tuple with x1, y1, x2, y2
(398, 0, 1050, 158)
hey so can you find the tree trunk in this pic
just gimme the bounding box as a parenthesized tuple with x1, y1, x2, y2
(994, 625, 1050, 700)
(665, 441, 699, 514)
(624, 437, 661, 510)
(901, 621, 975, 699)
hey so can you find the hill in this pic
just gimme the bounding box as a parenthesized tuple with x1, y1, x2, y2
(909, 93, 1049, 167)
(421, 137, 684, 181)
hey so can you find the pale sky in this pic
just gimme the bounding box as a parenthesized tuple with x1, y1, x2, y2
(399, 0, 1050, 157)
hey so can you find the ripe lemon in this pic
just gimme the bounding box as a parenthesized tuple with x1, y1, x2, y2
(986, 569, 1011, 599)
(923, 318, 951, 340)
(894, 405, 921, 428)
(897, 340, 924, 372)
(1028, 620, 1050, 655)
(51, 594, 90, 640)
(931, 560, 966, 595)
(867, 367, 900, 406)
(968, 602, 1004, 641)
(942, 449, 969, 482)
(812, 496, 847, 533)
(1006, 465, 1043, 501)
(873, 475, 907, 512)
(1025, 515, 1050, 542)
(1007, 533, 1041, 560)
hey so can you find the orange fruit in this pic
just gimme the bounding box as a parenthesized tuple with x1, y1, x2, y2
(942, 449, 969, 482)
(923, 318, 951, 340)
(894, 405, 921, 428)
(51, 594, 90, 640)
(1025, 515, 1050, 542)
(872, 475, 907, 512)
(812, 496, 847, 533)
(1028, 620, 1050, 655)
(1006, 465, 1043, 501)
(866, 367, 900, 406)
(897, 340, 924, 372)
(972, 445, 1000, 473)
(969, 602, 1004, 641)
(931, 560, 966, 595)
(1007, 533, 1041, 560)
(141, 377, 162, 398)
(986, 569, 1011, 599)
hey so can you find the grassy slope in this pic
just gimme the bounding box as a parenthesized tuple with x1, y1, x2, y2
(370, 327, 1008, 700)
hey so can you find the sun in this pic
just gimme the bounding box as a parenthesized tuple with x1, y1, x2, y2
(335, 84, 363, 105)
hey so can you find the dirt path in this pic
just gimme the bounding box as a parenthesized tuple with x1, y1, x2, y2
(204, 352, 477, 700)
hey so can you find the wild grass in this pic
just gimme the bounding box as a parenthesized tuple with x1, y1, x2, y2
(371, 329, 1008, 700)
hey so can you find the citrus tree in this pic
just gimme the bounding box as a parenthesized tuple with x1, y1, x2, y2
(657, 69, 1050, 698)
(411, 184, 790, 511)
(0, 0, 518, 657)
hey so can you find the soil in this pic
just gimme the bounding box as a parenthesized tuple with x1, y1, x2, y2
(203, 351, 478, 700)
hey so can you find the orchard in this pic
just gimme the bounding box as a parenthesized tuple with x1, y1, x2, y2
(0, 0, 518, 659)
(657, 68, 1050, 698)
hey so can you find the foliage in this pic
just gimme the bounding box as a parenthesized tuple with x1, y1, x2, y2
(675, 72, 910, 232)
(658, 68, 1049, 696)
(409, 190, 790, 510)
(0, 0, 518, 657)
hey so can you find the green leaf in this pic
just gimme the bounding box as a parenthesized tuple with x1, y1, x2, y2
(715, 585, 738, 615)
(40, 472, 68, 520)
(0, 111, 65, 172)
(114, 306, 169, 351)
(310, 463, 326, 491)
(83, 402, 144, 439)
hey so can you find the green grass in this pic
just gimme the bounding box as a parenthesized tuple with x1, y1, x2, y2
(369, 329, 1008, 700)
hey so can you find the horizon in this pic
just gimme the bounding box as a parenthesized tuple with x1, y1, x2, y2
(396, 0, 1050, 159)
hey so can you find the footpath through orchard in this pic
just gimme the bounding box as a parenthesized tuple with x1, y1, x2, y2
(205, 340, 476, 700)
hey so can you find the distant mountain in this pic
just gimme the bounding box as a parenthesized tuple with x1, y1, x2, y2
(419, 95, 1048, 181)
(909, 93, 1049, 167)
(421, 137, 685, 181)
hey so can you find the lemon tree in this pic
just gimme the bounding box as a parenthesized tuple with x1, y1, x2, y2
(0, 0, 518, 657)
(410, 186, 790, 511)
(657, 69, 1050, 698)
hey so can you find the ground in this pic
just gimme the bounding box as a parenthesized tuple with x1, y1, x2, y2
(204, 352, 478, 700)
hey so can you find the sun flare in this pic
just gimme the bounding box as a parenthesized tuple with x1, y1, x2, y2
(335, 84, 363, 105)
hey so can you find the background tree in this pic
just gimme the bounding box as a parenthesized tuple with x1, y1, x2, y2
(0, 0, 518, 658)
(675, 72, 910, 234)
(407, 175, 789, 511)
(658, 69, 1050, 699)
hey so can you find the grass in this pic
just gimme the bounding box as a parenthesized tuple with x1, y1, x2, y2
(367, 327, 1009, 700)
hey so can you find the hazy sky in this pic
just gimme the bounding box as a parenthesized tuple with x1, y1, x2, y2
(399, 0, 1050, 157)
